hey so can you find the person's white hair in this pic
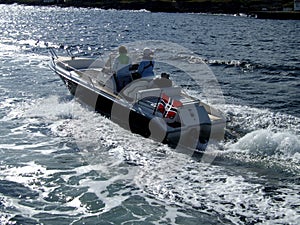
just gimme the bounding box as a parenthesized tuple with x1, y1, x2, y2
(143, 48, 153, 59)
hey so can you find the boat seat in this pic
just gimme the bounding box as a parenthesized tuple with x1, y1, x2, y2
(122, 79, 150, 99)
(162, 86, 181, 96)
(136, 86, 181, 101)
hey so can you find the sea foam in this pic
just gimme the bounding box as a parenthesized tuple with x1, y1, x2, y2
(231, 129, 300, 160)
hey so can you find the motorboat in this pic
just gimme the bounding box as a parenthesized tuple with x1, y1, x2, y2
(48, 47, 226, 152)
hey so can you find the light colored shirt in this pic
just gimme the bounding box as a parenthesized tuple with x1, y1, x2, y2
(112, 54, 132, 72)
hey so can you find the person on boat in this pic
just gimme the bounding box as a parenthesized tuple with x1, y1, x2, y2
(150, 72, 173, 88)
(112, 46, 132, 91)
(113, 45, 132, 72)
(138, 48, 155, 78)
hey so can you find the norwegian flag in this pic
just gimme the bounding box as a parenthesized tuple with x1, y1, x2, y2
(157, 93, 182, 119)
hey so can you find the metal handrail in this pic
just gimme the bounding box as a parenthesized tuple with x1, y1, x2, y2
(48, 48, 98, 89)
(48, 47, 58, 59)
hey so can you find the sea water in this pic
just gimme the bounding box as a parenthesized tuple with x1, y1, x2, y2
(0, 4, 299, 225)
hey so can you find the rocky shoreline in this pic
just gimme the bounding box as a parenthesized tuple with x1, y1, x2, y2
(1, 0, 299, 19)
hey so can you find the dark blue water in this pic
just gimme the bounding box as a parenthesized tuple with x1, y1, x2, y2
(0, 4, 299, 225)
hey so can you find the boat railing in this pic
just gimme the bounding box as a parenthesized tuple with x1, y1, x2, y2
(52, 56, 100, 90)
(180, 98, 201, 106)
(69, 70, 97, 89)
(50, 53, 97, 90)
(48, 47, 58, 60)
